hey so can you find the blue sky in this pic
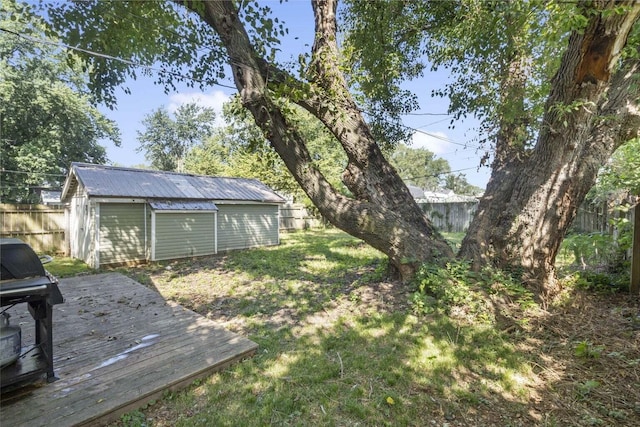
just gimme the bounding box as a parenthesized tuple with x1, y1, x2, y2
(98, 1, 491, 189)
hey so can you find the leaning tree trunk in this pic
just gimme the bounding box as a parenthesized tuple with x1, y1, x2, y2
(183, 0, 453, 280)
(461, 1, 640, 297)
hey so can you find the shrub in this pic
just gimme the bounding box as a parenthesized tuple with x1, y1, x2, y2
(410, 261, 535, 322)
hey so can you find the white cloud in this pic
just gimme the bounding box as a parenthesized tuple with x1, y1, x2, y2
(410, 131, 451, 154)
(167, 90, 231, 126)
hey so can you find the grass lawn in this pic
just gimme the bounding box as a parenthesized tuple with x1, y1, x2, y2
(44, 256, 95, 278)
(49, 229, 640, 426)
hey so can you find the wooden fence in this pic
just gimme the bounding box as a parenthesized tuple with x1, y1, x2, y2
(283, 201, 478, 234)
(0, 204, 68, 254)
(418, 201, 478, 233)
(1, 200, 631, 256)
(571, 200, 635, 233)
(279, 203, 321, 230)
(417, 199, 635, 235)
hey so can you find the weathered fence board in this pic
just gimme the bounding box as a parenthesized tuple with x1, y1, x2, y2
(418, 201, 478, 233)
(571, 201, 635, 234)
(280, 203, 320, 230)
(572, 201, 610, 233)
(0, 204, 67, 254)
(0, 200, 631, 256)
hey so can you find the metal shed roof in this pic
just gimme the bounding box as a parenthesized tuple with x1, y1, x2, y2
(61, 163, 286, 204)
(149, 200, 218, 211)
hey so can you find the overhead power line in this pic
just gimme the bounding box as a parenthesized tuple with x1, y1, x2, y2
(0, 26, 237, 91)
(401, 166, 481, 183)
(407, 126, 481, 150)
(2, 23, 486, 157)
(404, 112, 450, 116)
(1, 169, 67, 177)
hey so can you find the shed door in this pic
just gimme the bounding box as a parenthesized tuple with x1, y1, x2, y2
(153, 212, 215, 261)
(99, 203, 147, 265)
(217, 204, 279, 251)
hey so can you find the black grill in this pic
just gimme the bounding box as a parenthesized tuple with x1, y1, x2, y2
(1, 238, 64, 390)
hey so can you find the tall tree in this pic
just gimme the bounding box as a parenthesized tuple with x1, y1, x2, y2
(388, 144, 452, 191)
(42, 1, 640, 295)
(443, 174, 482, 197)
(592, 137, 640, 198)
(0, 0, 119, 203)
(137, 102, 216, 172)
(345, 0, 640, 294)
(186, 97, 347, 203)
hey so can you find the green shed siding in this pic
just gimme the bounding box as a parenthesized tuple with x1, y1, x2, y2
(154, 212, 215, 261)
(99, 203, 146, 265)
(217, 204, 279, 251)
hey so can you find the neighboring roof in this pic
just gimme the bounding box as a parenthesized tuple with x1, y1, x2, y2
(417, 190, 479, 203)
(40, 190, 62, 205)
(406, 185, 425, 199)
(61, 163, 286, 204)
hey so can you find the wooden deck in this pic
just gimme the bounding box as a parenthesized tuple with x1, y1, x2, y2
(0, 273, 258, 426)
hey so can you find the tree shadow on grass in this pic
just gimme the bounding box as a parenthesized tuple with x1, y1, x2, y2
(143, 307, 539, 426)
(108, 230, 640, 426)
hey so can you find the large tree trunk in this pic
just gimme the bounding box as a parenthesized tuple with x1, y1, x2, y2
(181, 0, 639, 291)
(184, 0, 453, 280)
(461, 1, 640, 297)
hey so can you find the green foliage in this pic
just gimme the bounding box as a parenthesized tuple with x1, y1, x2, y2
(386, 144, 482, 194)
(113, 229, 534, 426)
(443, 173, 483, 196)
(387, 144, 450, 190)
(562, 270, 630, 294)
(184, 97, 347, 204)
(559, 222, 632, 292)
(0, 0, 119, 203)
(410, 260, 535, 321)
(574, 341, 604, 359)
(592, 138, 640, 198)
(563, 232, 624, 269)
(343, 0, 566, 148)
(441, 232, 465, 252)
(413, 261, 476, 312)
(119, 410, 148, 427)
(45, 1, 286, 108)
(576, 380, 600, 400)
(183, 136, 229, 176)
(341, 0, 429, 147)
(45, 257, 93, 278)
(137, 102, 216, 172)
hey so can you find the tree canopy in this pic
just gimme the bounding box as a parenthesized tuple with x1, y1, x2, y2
(184, 97, 347, 204)
(137, 102, 216, 172)
(0, 0, 119, 203)
(34, 0, 640, 294)
(596, 138, 640, 198)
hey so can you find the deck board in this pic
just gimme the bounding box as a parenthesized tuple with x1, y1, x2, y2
(0, 273, 257, 426)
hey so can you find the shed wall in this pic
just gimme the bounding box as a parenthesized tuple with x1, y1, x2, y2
(153, 212, 216, 261)
(217, 204, 279, 251)
(69, 188, 95, 266)
(99, 203, 147, 265)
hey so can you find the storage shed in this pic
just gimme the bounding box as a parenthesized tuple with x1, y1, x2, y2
(61, 163, 285, 268)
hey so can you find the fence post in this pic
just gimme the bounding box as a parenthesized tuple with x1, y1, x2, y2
(631, 202, 640, 294)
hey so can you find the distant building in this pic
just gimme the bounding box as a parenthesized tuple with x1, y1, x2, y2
(40, 190, 62, 205)
(418, 189, 479, 204)
(406, 185, 426, 199)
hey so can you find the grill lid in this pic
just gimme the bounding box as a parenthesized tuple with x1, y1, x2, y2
(0, 238, 46, 281)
